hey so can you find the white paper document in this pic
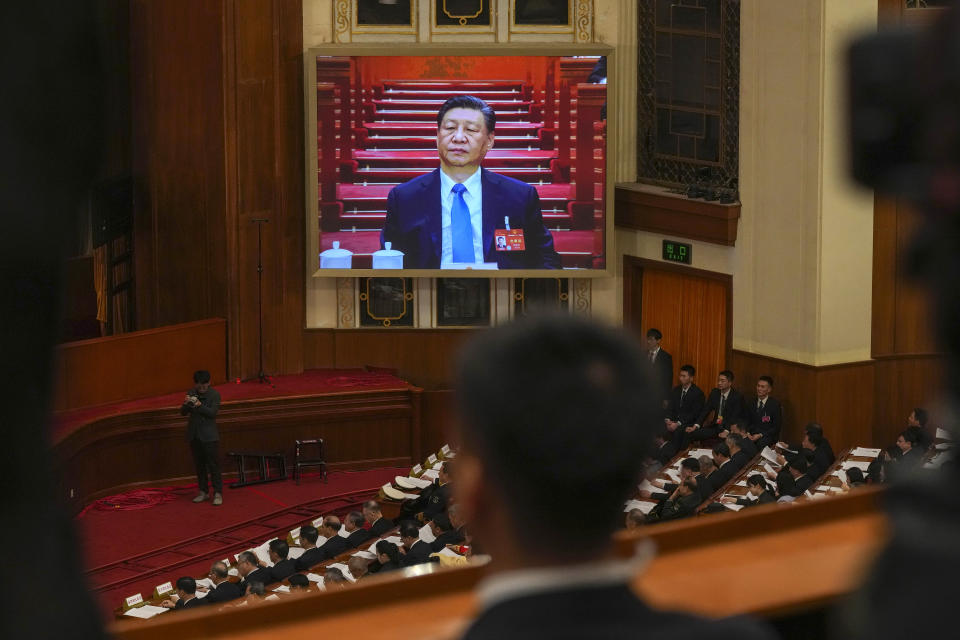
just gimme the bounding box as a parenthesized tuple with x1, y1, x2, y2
(735, 480, 747, 487)
(760, 446, 781, 465)
(436, 546, 460, 557)
(841, 460, 872, 472)
(228, 567, 239, 577)
(762, 463, 777, 477)
(327, 563, 357, 582)
(850, 447, 881, 458)
(264, 594, 280, 601)
(937, 428, 952, 440)
(273, 585, 291, 593)
(352, 550, 377, 560)
(287, 547, 306, 560)
(688, 448, 714, 458)
(832, 469, 848, 483)
(396, 475, 432, 489)
(419, 524, 436, 543)
(123, 605, 169, 619)
(664, 468, 681, 483)
(195, 578, 215, 590)
(305, 572, 324, 583)
(368, 535, 402, 553)
(421, 468, 441, 480)
(638, 479, 658, 493)
(724, 503, 745, 512)
(624, 499, 656, 514)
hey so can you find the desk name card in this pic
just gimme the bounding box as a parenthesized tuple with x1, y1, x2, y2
(124, 593, 143, 610)
(154, 582, 173, 599)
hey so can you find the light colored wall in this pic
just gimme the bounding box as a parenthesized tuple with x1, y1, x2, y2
(614, 0, 876, 366)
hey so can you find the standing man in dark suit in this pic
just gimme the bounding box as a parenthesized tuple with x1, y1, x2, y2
(381, 95, 560, 269)
(687, 370, 745, 442)
(180, 369, 223, 506)
(745, 375, 782, 450)
(645, 328, 673, 408)
(665, 365, 705, 448)
(199, 562, 242, 605)
(453, 316, 775, 640)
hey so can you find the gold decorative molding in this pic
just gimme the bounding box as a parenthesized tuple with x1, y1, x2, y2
(336, 277, 356, 327)
(575, 0, 592, 42)
(573, 278, 591, 315)
(335, 0, 351, 43)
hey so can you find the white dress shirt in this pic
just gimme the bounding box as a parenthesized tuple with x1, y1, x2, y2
(440, 167, 484, 264)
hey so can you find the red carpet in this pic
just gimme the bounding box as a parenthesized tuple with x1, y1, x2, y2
(75, 466, 404, 618)
(53, 368, 410, 444)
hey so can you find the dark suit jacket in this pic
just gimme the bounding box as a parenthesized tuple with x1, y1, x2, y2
(694, 388, 746, 439)
(776, 470, 812, 498)
(429, 527, 466, 552)
(746, 396, 782, 443)
(666, 384, 705, 446)
(180, 386, 221, 442)
(381, 168, 561, 269)
(269, 558, 297, 583)
(730, 449, 753, 472)
(399, 540, 433, 567)
(317, 535, 349, 561)
(809, 440, 836, 477)
(461, 583, 776, 640)
(649, 348, 673, 402)
(294, 546, 325, 572)
(652, 440, 679, 466)
(699, 471, 720, 501)
(203, 580, 242, 604)
(174, 596, 205, 610)
(369, 517, 395, 538)
(739, 437, 759, 459)
(657, 492, 702, 522)
(345, 528, 372, 549)
(239, 566, 273, 593)
(709, 459, 737, 493)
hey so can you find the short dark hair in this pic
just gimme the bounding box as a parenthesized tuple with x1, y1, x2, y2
(646, 328, 663, 341)
(682, 477, 699, 492)
(436, 95, 496, 133)
(210, 562, 229, 579)
(719, 369, 734, 381)
(431, 512, 453, 532)
(237, 551, 259, 567)
(846, 467, 866, 484)
(346, 511, 365, 529)
(726, 433, 744, 450)
(247, 581, 265, 596)
(269, 539, 289, 559)
(746, 474, 767, 489)
(728, 421, 745, 433)
(193, 369, 211, 384)
(912, 407, 929, 426)
(376, 540, 401, 564)
(441, 460, 454, 477)
(789, 455, 808, 473)
(758, 375, 774, 386)
(713, 442, 730, 458)
(456, 315, 657, 559)
(900, 429, 919, 445)
(679, 364, 696, 376)
(626, 508, 646, 527)
(176, 576, 197, 594)
(680, 457, 701, 473)
(399, 521, 420, 539)
(804, 422, 824, 446)
(288, 573, 310, 589)
(322, 516, 340, 530)
(299, 525, 319, 545)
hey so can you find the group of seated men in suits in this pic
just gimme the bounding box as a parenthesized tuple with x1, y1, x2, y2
(159, 469, 466, 610)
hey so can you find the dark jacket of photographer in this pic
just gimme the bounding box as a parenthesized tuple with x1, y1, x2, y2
(180, 387, 221, 442)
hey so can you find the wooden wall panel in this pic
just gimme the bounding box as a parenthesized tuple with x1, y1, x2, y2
(53, 319, 226, 412)
(873, 355, 946, 446)
(814, 362, 876, 452)
(130, 0, 228, 330)
(421, 390, 456, 460)
(53, 388, 420, 511)
(625, 256, 731, 394)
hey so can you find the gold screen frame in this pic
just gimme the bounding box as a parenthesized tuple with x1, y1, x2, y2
(304, 43, 616, 279)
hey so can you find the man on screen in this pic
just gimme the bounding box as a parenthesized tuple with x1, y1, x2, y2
(381, 95, 561, 269)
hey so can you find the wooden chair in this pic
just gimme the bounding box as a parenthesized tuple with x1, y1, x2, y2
(294, 439, 328, 485)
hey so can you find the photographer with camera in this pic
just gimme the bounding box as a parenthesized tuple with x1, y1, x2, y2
(180, 369, 223, 505)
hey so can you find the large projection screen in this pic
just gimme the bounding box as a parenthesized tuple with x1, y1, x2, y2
(305, 44, 615, 278)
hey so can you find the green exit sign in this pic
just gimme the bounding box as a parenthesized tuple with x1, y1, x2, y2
(662, 240, 692, 264)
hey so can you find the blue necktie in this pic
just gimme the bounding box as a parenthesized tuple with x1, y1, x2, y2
(451, 183, 474, 263)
